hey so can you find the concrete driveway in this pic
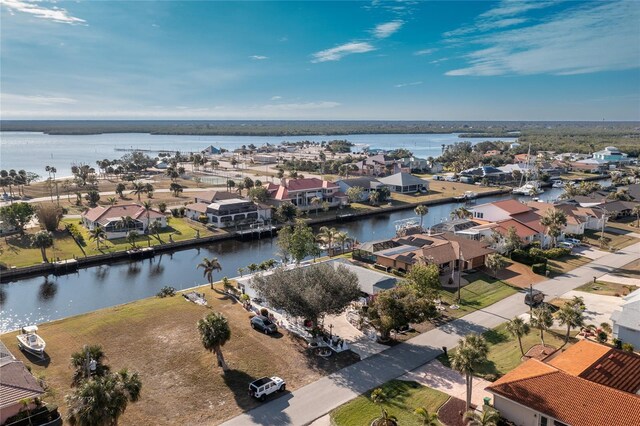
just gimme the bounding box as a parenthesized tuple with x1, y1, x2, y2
(597, 273, 640, 286)
(400, 360, 491, 408)
(573, 246, 609, 260)
(560, 290, 626, 327)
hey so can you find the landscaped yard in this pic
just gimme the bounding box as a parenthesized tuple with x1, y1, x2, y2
(438, 323, 575, 381)
(0, 217, 217, 268)
(547, 254, 591, 277)
(0, 282, 359, 425)
(391, 180, 498, 204)
(575, 280, 638, 297)
(331, 380, 449, 426)
(439, 272, 519, 319)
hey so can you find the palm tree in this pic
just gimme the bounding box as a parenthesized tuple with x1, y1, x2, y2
(141, 201, 153, 231)
(335, 231, 349, 254)
(148, 221, 163, 244)
(450, 333, 489, 411)
(106, 196, 117, 206)
(370, 388, 397, 426)
(197, 257, 222, 289)
(506, 317, 531, 357)
(463, 408, 500, 426)
(127, 231, 139, 249)
(414, 205, 428, 230)
(130, 181, 146, 201)
(310, 196, 322, 216)
(557, 302, 584, 344)
(450, 207, 472, 220)
(70, 344, 110, 385)
(31, 230, 53, 263)
(369, 190, 380, 206)
(540, 208, 567, 248)
(65, 369, 142, 426)
(633, 204, 640, 228)
(118, 215, 136, 232)
(317, 226, 339, 256)
(414, 407, 438, 426)
(197, 312, 231, 373)
(531, 305, 554, 348)
(89, 225, 107, 250)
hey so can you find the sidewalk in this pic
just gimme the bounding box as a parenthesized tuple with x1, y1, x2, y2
(222, 242, 640, 426)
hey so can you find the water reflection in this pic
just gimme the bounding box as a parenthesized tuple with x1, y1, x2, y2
(38, 277, 58, 301)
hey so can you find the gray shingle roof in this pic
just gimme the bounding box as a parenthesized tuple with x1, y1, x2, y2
(378, 172, 428, 187)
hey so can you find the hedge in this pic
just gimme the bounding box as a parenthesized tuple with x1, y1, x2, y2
(543, 247, 571, 259)
(532, 263, 547, 275)
(511, 249, 546, 266)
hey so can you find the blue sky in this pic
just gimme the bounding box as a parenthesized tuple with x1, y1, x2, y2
(1, 0, 639, 120)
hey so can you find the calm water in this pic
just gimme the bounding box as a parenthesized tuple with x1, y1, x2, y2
(0, 132, 516, 178)
(0, 178, 611, 333)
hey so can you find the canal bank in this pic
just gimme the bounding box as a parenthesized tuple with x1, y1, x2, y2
(0, 187, 511, 283)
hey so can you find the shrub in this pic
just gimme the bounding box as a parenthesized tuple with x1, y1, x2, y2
(622, 343, 634, 353)
(171, 208, 180, 217)
(512, 249, 546, 266)
(198, 214, 209, 224)
(240, 293, 250, 302)
(529, 247, 545, 258)
(179, 207, 186, 216)
(65, 223, 85, 245)
(531, 263, 546, 275)
(36, 204, 63, 232)
(543, 247, 571, 259)
(156, 286, 176, 298)
(613, 338, 622, 349)
(597, 331, 608, 343)
(260, 308, 269, 317)
(158, 202, 167, 213)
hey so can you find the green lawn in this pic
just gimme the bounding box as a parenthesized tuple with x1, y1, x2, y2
(331, 380, 449, 426)
(438, 323, 575, 381)
(575, 280, 637, 297)
(0, 217, 215, 268)
(547, 255, 591, 277)
(583, 229, 638, 250)
(439, 272, 519, 318)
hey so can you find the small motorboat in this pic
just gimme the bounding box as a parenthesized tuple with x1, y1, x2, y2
(551, 181, 565, 188)
(16, 325, 46, 358)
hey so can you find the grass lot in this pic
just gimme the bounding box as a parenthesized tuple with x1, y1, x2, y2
(583, 229, 637, 250)
(612, 259, 640, 279)
(547, 255, 591, 277)
(438, 323, 574, 381)
(0, 283, 358, 425)
(0, 217, 216, 268)
(391, 181, 499, 204)
(575, 281, 638, 297)
(439, 272, 519, 319)
(331, 380, 449, 426)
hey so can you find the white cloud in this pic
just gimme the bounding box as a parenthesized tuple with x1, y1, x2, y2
(446, 1, 640, 76)
(394, 81, 422, 88)
(479, 0, 554, 19)
(261, 101, 341, 111)
(0, 0, 86, 24)
(1, 92, 77, 105)
(373, 20, 404, 38)
(311, 42, 375, 63)
(249, 55, 268, 60)
(414, 48, 437, 56)
(270, 96, 282, 101)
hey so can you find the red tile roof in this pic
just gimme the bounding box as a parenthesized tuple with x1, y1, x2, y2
(488, 359, 640, 426)
(510, 211, 545, 233)
(266, 178, 338, 201)
(495, 219, 539, 239)
(579, 346, 640, 394)
(492, 199, 532, 215)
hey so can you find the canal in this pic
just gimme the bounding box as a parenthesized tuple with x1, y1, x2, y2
(0, 182, 604, 332)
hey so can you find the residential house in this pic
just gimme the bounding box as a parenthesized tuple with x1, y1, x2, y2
(430, 219, 482, 235)
(335, 177, 383, 202)
(601, 200, 639, 219)
(354, 233, 494, 274)
(399, 156, 429, 172)
(483, 149, 502, 158)
(201, 145, 221, 155)
(377, 172, 429, 194)
(252, 154, 278, 164)
(353, 154, 408, 177)
(185, 198, 272, 228)
(0, 341, 46, 424)
(611, 288, 640, 349)
(527, 200, 606, 236)
(470, 199, 532, 221)
(486, 340, 640, 426)
(570, 158, 608, 174)
(264, 178, 348, 211)
(628, 183, 640, 201)
(81, 204, 167, 239)
(593, 146, 630, 164)
(466, 219, 539, 252)
(194, 190, 240, 204)
(460, 166, 510, 183)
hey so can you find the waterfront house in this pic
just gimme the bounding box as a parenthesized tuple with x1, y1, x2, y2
(82, 204, 167, 239)
(0, 341, 45, 424)
(470, 199, 532, 222)
(201, 145, 221, 155)
(264, 178, 348, 211)
(611, 288, 640, 349)
(194, 190, 239, 204)
(460, 165, 510, 183)
(354, 233, 494, 274)
(486, 340, 640, 426)
(335, 177, 384, 202)
(570, 158, 609, 174)
(466, 219, 539, 252)
(593, 146, 630, 164)
(601, 200, 639, 219)
(353, 154, 407, 177)
(377, 172, 429, 194)
(185, 198, 272, 228)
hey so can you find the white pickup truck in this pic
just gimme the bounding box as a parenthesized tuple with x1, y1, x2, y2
(248, 376, 286, 401)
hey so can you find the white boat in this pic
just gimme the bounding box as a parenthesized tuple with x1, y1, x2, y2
(16, 325, 46, 358)
(551, 181, 565, 188)
(513, 181, 545, 196)
(464, 191, 478, 199)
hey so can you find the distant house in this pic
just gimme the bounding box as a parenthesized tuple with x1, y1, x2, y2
(335, 177, 384, 202)
(571, 158, 609, 174)
(377, 172, 429, 194)
(155, 160, 169, 169)
(264, 178, 347, 211)
(470, 199, 532, 222)
(327, 259, 398, 296)
(593, 146, 629, 163)
(486, 340, 640, 426)
(185, 198, 271, 228)
(353, 154, 408, 177)
(81, 204, 167, 239)
(601, 200, 639, 219)
(460, 166, 510, 183)
(611, 288, 640, 349)
(201, 145, 221, 155)
(252, 154, 278, 164)
(194, 190, 239, 204)
(0, 341, 46, 424)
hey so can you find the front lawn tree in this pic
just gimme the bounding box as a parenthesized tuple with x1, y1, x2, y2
(370, 388, 398, 426)
(36, 204, 63, 232)
(503, 226, 522, 254)
(367, 285, 437, 341)
(0, 202, 35, 235)
(463, 407, 500, 426)
(531, 305, 554, 348)
(405, 262, 441, 297)
(115, 183, 127, 198)
(277, 219, 318, 264)
(275, 201, 298, 223)
(169, 182, 183, 197)
(450, 333, 489, 411)
(89, 225, 107, 250)
(346, 186, 365, 204)
(70, 344, 110, 385)
(31, 230, 54, 263)
(414, 205, 429, 230)
(251, 263, 361, 328)
(540, 208, 567, 248)
(506, 317, 531, 357)
(485, 253, 507, 278)
(197, 257, 222, 289)
(197, 312, 231, 373)
(557, 302, 584, 344)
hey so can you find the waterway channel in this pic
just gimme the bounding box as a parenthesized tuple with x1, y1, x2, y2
(0, 182, 608, 332)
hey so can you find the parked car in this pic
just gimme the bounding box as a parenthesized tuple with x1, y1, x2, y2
(432, 175, 444, 181)
(524, 289, 545, 307)
(564, 238, 582, 246)
(249, 376, 286, 401)
(250, 315, 277, 334)
(445, 175, 458, 182)
(558, 242, 574, 249)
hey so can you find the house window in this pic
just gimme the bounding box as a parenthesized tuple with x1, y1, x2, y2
(540, 416, 548, 426)
(474, 212, 484, 219)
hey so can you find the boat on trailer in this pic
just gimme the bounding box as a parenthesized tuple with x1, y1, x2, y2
(16, 325, 46, 358)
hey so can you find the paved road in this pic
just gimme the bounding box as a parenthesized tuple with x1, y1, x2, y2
(222, 242, 640, 426)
